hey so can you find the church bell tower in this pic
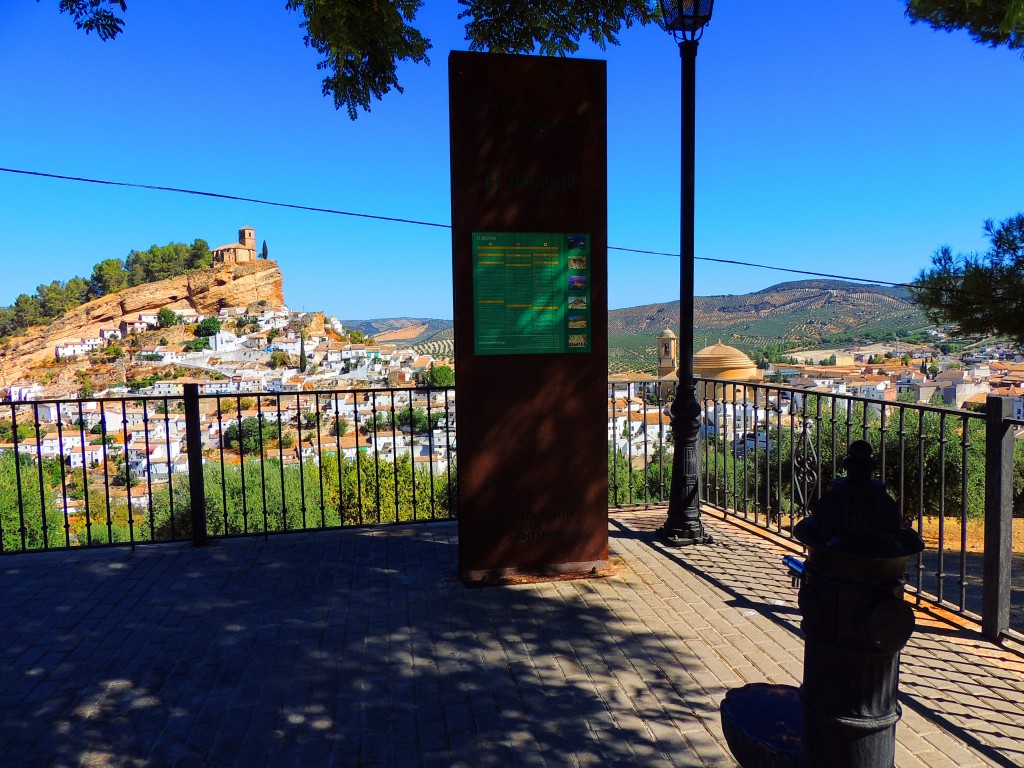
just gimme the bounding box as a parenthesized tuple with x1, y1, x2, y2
(657, 328, 678, 379)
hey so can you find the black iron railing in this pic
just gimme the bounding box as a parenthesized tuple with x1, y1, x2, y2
(2, 378, 1020, 640)
(608, 377, 1022, 640)
(0, 385, 457, 552)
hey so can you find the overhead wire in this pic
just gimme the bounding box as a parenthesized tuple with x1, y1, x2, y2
(0, 165, 979, 299)
(0, 167, 449, 230)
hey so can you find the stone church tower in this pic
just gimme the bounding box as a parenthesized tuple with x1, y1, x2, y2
(657, 328, 678, 379)
(213, 226, 258, 265)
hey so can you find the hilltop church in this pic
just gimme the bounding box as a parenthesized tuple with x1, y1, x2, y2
(213, 226, 258, 264)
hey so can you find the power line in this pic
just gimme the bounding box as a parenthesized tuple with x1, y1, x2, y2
(0, 165, 926, 292)
(0, 167, 450, 230)
(608, 246, 917, 290)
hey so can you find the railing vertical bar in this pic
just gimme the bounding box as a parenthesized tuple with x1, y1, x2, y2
(959, 415, 970, 612)
(11, 403, 27, 551)
(410, 391, 420, 521)
(0, 407, 7, 548)
(182, 385, 207, 546)
(163, 398, 175, 540)
(373, 395, 382, 522)
(611, 385, 620, 505)
(879, 404, 888, 484)
(730, 384, 738, 514)
(830, 397, 838, 485)
(256, 396, 269, 537)
(720, 387, 727, 509)
(712, 388, 720, 509)
(896, 407, 906, 520)
(983, 395, 1014, 641)
(55, 409, 71, 548)
(445, 388, 454, 512)
(445, 389, 454, 519)
(845, 397, 854, 453)
(354, 398, 364, 525)
(697, 383, 706, 505)
(277, 395, 288, 531)
(775, 398, 782, 533)
(77, 402, 92, 547)
(740, 385, 749, 518)
(236, 394, 249, 534)
(752, 385, 761, 525)
(315, 393, 325, 527)
(76, 403, 92, 548)
(120, 401, 134, 546)
(915, 409, 926, 602)
(937, 410, 947, 605)
(141, 400, 155, 542)
(425, 390, 436, 519)
(626, 385, 635, 504)
(642, 391, 650, 504)
(658, 388, 666, 501)
(390, 391, 400, 522)
(296, 393, 307, 530)
(333, 394, 346, 524)
(99, 404, 114, 544)
(32, 404, 48, 550)
(217, 398, 228, 534)
(814, 395, 823, 504)
(787, 396, 796, 534)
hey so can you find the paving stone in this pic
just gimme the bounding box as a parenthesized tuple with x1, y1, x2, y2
(0, 514, 1016, 767)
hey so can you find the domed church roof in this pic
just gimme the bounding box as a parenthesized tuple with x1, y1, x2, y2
(693, 341, 759, 381)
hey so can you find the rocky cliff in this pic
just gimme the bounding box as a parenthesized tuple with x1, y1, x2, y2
(1, 260, 285, 386)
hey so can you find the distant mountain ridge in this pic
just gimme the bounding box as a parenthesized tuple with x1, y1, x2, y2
(607, 279, 918, 337)
(605, 279, 930, 373)
(357, 280, 930, 371)
(342, 318, 453, 344)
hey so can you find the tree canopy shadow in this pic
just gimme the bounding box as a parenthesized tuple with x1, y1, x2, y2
(0, 523, 735, 767)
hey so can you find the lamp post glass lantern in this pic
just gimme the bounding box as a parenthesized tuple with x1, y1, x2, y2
(655, 0, 714, 546)
(659, 0, 714, 38)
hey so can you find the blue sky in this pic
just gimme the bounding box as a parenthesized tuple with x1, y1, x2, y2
(1, 1, 1022, 320)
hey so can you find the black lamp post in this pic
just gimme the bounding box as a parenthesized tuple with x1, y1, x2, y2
(656, 0, 715, 547)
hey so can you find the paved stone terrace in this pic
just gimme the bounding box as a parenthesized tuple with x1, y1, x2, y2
(0, 509, 1021, 767)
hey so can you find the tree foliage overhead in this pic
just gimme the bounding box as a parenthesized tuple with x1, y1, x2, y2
(51, 0, 659, 119)
(906, 0, 1024, 50)
(49, 0, 127, 40)
(912, 213, 1024, 342)
(285, 0, 432, 120)
(458, 0, 657, 56)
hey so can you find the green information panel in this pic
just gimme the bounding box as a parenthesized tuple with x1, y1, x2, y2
(472, 232, 591, 355)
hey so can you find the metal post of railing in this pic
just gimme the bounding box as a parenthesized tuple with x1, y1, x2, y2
(183, 384, 208, 546)
(983, 394, 1013, 641)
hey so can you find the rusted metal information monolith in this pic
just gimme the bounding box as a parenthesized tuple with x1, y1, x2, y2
(449, 51, 609, 582)
(721, 440, 924, 768)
